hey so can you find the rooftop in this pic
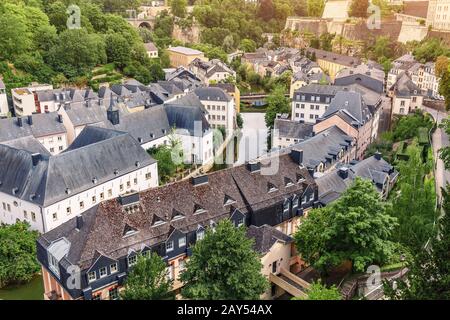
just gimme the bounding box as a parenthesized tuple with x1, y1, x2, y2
(167, 46, 204, 55)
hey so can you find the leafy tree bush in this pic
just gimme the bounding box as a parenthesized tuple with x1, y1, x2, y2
(180, 219, 268, 299)
(121, 253, 174, 300)
(265, 85, 290, 129)
(293, 281, 342, 300)
(0, 222, 40, 288)
(294, 178, 397, 273)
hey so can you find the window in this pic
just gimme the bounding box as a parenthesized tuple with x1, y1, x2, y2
(315, 105, 320, 110)
(99, 267, 107, 278)
(222, 116, 225, 121)
(52, 213, 58, 221)
(48, 253, 60, 277)
(100, 192, 104, 200)
(179, 259, 186, 272)
(23, 210, 28, 219)
(128, 255, 137, 266)
(400, 100, 405, 106)
(145, 173, 151, 180)
(178, 236, 186, 248)
(310, 114, 314, 119)
(300, 113, 304, 118)
(166, 265, 174, 280)
(310, 105, 314, 110)
(293, 196, 299, 209)
(197, 229, 205, 241)
(80, 201, 84, 209)
(134, 178, 138, 185)
(108, 189, 112, 197)
(50, 147, 55, 153)
(120, 184, 124, 192)
(58, 136, 62, 141)
(7, 204, 10, 212)
(2, 202, 5, 210)
(301, 104, 305, 109)
(237, 217, 244, 227)
(166, 241, 174, 252)
(412, 97, 417, 102)
(127, 181, 131, 188)
(31, 212, 36, 222)
(110, 263, 118, 274)
(66, 207, 71, 215)
(59, 146, 63, 151)
(87, 271, 96, 282)
(109, 287, 119, 300)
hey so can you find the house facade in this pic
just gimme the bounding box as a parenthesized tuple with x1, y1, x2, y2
(167, 46, 207, 68)
(12, 83, 53, 116)
(188, 58, 236, 84)
(0, 79, 8, 117)
(0, 127, 158, 233)
(391, 74, 424, 116)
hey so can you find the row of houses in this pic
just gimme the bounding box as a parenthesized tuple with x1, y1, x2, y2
(36, 142, 398, 300)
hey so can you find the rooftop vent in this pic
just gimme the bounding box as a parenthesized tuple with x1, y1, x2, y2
(338, 167, 349, 179)
(135, 161, 140, 167)
(374, 151, 382, 161)
(31, 153, 41, 166)
(76, 215, 83, 230)
(246, 161, 261, 173)
(138, 137, 143, 143)
(12, 187, 19, 195)
(17, 117, 23, 127)
(65, 188, 71, 195)
(114, 169, 119, 175)
(58, 114, 63, 123)
(92, 177, 98, 184)
(27, 115, 33, 125)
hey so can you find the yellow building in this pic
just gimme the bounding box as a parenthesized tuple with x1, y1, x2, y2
(167, 46, 207, 68)
(305, 48, 360, 81)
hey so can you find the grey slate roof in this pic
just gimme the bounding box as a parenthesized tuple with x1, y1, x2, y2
(246, 224, 293, 255)
(394, 74, 421, 97)
(274, 119, 314, 141)
(194, 87, 233, 102)
(305, 48, 360, 67)
(323, 91, 372, 125)
(0, 127, 155, 207)
(0, 112, 67, 143)
(164, 93, 210, 136)
(144, 42, 158, 52)
(2, 135, 51, 155)
(289, 126, 353, 169)
(335, 64, 385, 93)
(293, 84, 343, 102)
(316, 155, 398, 205)
(63, 103, 108, 127)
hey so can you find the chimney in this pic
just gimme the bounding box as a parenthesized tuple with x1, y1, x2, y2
(338, 167, 349, 179)
(28, 115, 33, 125)
(307, 167, 315, 177)
(31, 153, 41, 166)
(76, 215, 83, 230)
(246, 161, 261, 173)
(374, 151, 382, 160)
(192, 175, 208, 186)
(17, 117, 23, 127)
(58, 114, 63, 123)
(290, 148, 303, 165)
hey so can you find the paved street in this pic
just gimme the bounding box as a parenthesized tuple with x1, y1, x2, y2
(423, 106, 450, 212)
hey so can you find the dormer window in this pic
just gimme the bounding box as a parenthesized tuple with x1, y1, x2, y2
(284, 177, 294, 187)
(171, 209, 185, 221)
(223, 195, 236, 206)
(178, 236, 186, 247)
(297, 174, 305, 183)
(128, 255, 137, 267)
(194, 204, 206, 214)
(123, 224, 138, 237)
(196, 229, 205, 241)
(267, 182, 278, 193)
(152, 215, 166, 227)
(48, 253, 60, 278)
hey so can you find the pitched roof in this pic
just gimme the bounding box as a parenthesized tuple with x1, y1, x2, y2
(194, 87, 233, 102)
(394, 74, 421, 97)
(144, 42, 158, 52)
(167, 46, 203, 55)
(246, 224, 293, 255)
(0, 112, 67, 143)
(323, 91, 372, 125)
(305, 48, 360, 67)
(274, 119, 314, 141)
(0, 128, 155, 207)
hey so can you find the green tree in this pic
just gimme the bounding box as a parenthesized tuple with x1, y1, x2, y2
(413, 38, 450, 63)
(170, 0, 187, 18)
(0, 222, 40, 288)
(180, 220, 268, 299)
(391, 141, 437, 251)
(105, 33, 132, 68)
(384, 186, 450, 300)
(440, 70, 450, 111)
(239, 39, 257, 53)
(294, 177, 397, 273)
(439, 117, 450, 168)
(265, 85, 290, 128)
(147, 141, 183, 183)
(121, 253, 174, 300)
(392, 111, 433, 142)
(236, 113, 244, 129)
(307, 0, 325, 17)
(293, 281, 342, 300)
(349, 0, 369, 18)
(0, 9, 32, 60)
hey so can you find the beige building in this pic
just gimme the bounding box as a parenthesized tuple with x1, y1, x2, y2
(305, 48, 360, 81)
(167, 46, 207, 68)
(427, 0, 450, 31)
(144, 42, 158, 58)
(12, 83, 53, 116)
(391, 74, 424, 116)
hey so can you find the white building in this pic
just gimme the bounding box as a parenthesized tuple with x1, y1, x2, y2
(144, 42, 159, 58)
(193, 87, 235, 133)
(0, 112, 68, 155)
(0, 128, 159, 233)
(291, 85, 342, 123)
(0, 79, 8, 117)
(188, 58, 236, 85)
(409, 62, 443, 99)
(12, 83, 53, 116)
(391, 74, 424, 115)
